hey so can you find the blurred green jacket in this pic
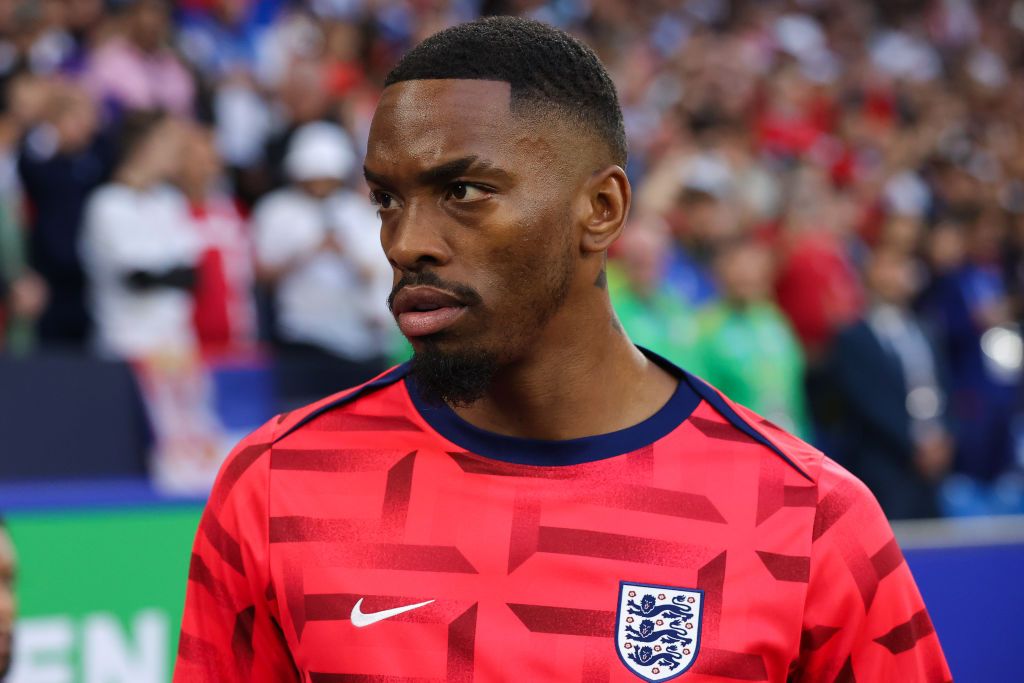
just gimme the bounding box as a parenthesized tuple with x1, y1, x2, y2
(608, 264, 702, 374)
(694, 301, 810, 439)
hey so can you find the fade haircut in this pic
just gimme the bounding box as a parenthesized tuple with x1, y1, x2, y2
(385, 16, 627, 167)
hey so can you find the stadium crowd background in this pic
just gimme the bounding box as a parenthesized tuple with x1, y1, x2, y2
(1, 0, 1024, 522)
(1, 2, 1023, 681)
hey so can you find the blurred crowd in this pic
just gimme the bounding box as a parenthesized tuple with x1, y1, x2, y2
(1, 0, 1023, 516)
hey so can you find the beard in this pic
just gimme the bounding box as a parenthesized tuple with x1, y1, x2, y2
(397, 231, 576, 408)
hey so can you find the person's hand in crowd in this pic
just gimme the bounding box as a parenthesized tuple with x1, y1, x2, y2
(317, 231, 346, 256)
(913, 428, 955, 483)
(256, 231, 346, 285)
(8, 271, 48, 320)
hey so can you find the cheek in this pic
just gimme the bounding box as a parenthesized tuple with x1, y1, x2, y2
(476, 218, 574, 323)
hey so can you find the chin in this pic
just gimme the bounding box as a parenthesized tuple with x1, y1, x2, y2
(409, 341, 500, 407)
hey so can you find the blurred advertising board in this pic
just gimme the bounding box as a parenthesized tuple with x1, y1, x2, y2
(5, 504, 201, 683)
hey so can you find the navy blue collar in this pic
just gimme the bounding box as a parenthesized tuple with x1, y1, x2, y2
(405, 348, 701, 466)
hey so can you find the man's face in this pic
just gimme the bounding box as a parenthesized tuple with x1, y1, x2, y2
(0, 527, 17, 678)
(717, 242, 772, 306)
(868, 250, 916, 307)
(365, 80, 587, 403)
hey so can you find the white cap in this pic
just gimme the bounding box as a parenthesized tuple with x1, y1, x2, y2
(284, 122, 355, 182)
(680, 153, 733, 200)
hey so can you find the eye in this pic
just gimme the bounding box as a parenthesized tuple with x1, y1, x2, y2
(446, 182, 491, 202)
(369, 190, 397, 210)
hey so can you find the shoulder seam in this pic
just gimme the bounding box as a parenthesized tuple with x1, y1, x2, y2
(272, 363, 412, 444)
(682, 370, 815, 482)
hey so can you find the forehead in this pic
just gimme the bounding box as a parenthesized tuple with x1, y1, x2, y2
(367, 79, 558, 174)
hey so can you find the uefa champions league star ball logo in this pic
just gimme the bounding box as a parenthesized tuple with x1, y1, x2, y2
(615, 582, 704, 681)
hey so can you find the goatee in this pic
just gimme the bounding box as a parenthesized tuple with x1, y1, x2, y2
(410, 343, 499, 407)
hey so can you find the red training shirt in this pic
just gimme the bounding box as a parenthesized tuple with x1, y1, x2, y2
(175, 353, 951, 682)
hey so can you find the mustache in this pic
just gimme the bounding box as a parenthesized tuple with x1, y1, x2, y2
(388, 271, 484, 312)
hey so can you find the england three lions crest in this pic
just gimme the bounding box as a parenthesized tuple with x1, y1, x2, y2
(615, 581, 704, 681)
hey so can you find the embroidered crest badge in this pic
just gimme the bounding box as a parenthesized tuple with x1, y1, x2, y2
(615, 581, 704, 681)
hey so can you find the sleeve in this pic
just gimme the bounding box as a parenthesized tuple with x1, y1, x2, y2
(791, 458, 951, 683)
(174, 418, 300, 682)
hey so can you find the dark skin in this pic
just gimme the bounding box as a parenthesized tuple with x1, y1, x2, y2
(365, 79, 676, 440)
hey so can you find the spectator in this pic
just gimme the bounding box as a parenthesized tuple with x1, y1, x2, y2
(80, 0, 195, 117)
(922, 209, 1018, 482)
(0, 72, 46, 352)
(608, 213, 700, 371)
(80, 110, 199, 359)
(695, 238, 811, 438)
(63, 0, 109, 74)
(647, 158, 740, 308)
(0, 0, 1023, 518)
(252, 121, 391, 407)
(175, 121, 255, 354)
(830, 247, 953, 519)
(262, 58, 335, 191)
(774, 166, 865, 361)
(176, 0, 269, 82)
(178, 0, 276, 203)
(18, 81, 113, 346)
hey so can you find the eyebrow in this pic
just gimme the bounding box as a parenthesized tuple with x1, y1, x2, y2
(363, 155, 512, 188)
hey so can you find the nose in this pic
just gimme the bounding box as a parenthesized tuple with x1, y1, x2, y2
(382, 200, 452, 273)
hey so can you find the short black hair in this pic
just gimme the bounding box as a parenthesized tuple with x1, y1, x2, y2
(385, 16, 627, 166)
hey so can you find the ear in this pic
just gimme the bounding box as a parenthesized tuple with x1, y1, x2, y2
(578, 165, 631, 254)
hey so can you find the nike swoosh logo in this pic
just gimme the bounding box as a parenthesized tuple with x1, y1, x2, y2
(350, 598, 435, 627)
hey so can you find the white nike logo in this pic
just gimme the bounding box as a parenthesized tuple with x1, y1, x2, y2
(350, 597, 435, 627)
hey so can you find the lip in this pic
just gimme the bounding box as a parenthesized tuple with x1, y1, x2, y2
(391, 286, 469, 337)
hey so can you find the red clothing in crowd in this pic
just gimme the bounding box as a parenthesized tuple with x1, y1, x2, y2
(776, 232, 865, 356)
(189, 197, 255, 353)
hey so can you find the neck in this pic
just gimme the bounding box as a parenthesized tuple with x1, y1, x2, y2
(871, 297, 906, 312)
(116, 165, 158, 190)
(182, 184, 207, 205)
(451, 295, 677, 440)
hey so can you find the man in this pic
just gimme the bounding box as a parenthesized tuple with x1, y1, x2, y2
(18, 81, 113, 347)
(176, 122, 256, 354)
(830, 248, 953, 519)
(252, 121, 393, 408)
(0, 520, 16, 680)
(176, 17, 950, 682)
(607, 213, 700, 371)
(695, 239, 810, 439)
(80, 111, 198, 360)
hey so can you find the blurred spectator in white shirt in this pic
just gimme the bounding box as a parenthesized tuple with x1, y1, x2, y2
(253, 121, 391, 407)
(80, 111, 200, 359)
